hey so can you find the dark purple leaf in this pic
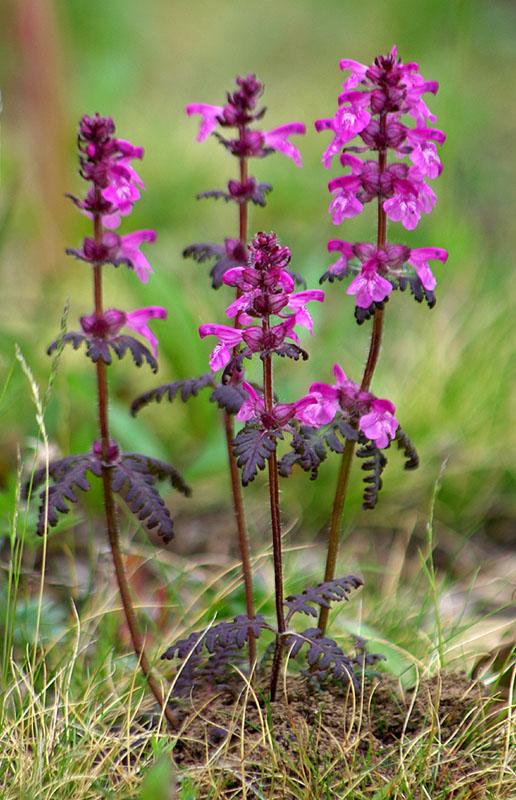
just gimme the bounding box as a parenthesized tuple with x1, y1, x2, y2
(24, 453, 101, 535)
(131, 374, 216, 416)
(112, 453, 191, 544)
(285, 575, 363, 622)
(232, 426, 283, 486)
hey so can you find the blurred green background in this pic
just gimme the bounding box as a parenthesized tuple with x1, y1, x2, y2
(0, 0, 515, 552)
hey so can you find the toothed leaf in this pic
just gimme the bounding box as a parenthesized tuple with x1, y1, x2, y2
(285, 575, 363, 622)
(131, 373, 216, 416)
(232, 426, 283, 486)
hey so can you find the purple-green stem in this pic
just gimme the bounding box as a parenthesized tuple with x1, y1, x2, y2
(222, 142, 256, 671)
(261, 320, 286, 701)
(317, 140, 388, 637)
(93, 205, 179, 729)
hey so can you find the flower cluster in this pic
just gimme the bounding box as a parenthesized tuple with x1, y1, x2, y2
(199, 232, 324, 374)
(316, 47, 448, 312)
(296, 364, 398, 449)
(187, 74, 306, 168)
(67, 113, 166, 355)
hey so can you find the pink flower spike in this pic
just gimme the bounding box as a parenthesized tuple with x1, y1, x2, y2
(198, 323, 244, 372)
(407, 247, 448, 291)
(262, 123, 306, 167)
(359, 399, 398, 449)
(125, 306, 167, 358)
(186, 103, 224, 142)
(347, 264, 393, 308)
(118, 230, 157, 283)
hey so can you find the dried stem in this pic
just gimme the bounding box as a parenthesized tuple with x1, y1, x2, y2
(318, 129, 388, 637)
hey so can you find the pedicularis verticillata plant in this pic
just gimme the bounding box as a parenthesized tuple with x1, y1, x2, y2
(26, 114, 189, 727)
(310, 46, 447, 634)
(27, 49, 446, 711)
(132, 75, 307, 674)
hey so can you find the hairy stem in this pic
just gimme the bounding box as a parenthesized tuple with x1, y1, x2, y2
(318, 132, 388, 637)
(261, 336, 286, 701)
(93, 205, 178, 727)
(222, 139, 256, 672)
(223, 410, 256, 668)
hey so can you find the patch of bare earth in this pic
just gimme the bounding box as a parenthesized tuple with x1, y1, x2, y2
(170, 671, 502, 797)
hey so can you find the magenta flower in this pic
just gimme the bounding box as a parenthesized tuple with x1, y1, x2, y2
(315, 92, 371, 169)
(359, 399, 398, 449)
(124, 307, 167, 357)
(328, 175, 364, 223)
(199, 323, 244, 372)
(238, 382, 297, 427)
(103, 155, 145, 218)
(186, 103, 225, 142)
(118, 230, 157, 283)
(262, 123, 306, 167)
(347, 262, 393, 308)
(407, 247, 448, 291)
(283, 290, 325, 333)
(382, 179, 423, 230)
(80, 306, 167, 357)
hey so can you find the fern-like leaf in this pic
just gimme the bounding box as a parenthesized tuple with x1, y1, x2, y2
(278, 419, 358, 480)
(284, 575, 363, 622)
(209, 383, 247, 414)
(48, 333, 158, 372)
(25, 453, 101, 535)
(356, 440, 388, 509)
(130, 373, 216, 416)
(395, 426, 419, 470)
(162, 614, 268, 661)
(111, 453, 191, 544)
(182, 241, 244, 288)
(287, 628, 358, 688)
(232, 426, 283, 486)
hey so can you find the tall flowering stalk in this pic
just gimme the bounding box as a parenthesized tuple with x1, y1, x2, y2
(313, 48, 448, 635)
(133, 75, 305, 672)
(28, 114, 190, 728)
(199, 231, 325, 699)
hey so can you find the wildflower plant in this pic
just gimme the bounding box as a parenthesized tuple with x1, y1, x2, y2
(132, 75, 307, 673)
(25, 49, 446, 713)
(26, 114, 188, 727)
(308, 46, 447, 634)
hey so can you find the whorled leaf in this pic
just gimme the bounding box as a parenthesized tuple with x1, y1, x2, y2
(356, 440, 388, 509)
(278, 418, 358, 480)
(162, 614, 268, 661)
(197, 181, 272, 207)
(24, 453, 101, 535)
(395, 426, 419, 470)
(232, 426, 283, 486)
(287, 627, 359, 689)
(130, 373, 216, 416)
(47, 332, 158, 372)
(209, 383, 247, 415)
(182, 241, 242, 289)
(112, 453, 191, 544)
(284, 575, 363, 623)
(268, 343, 309, 362)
